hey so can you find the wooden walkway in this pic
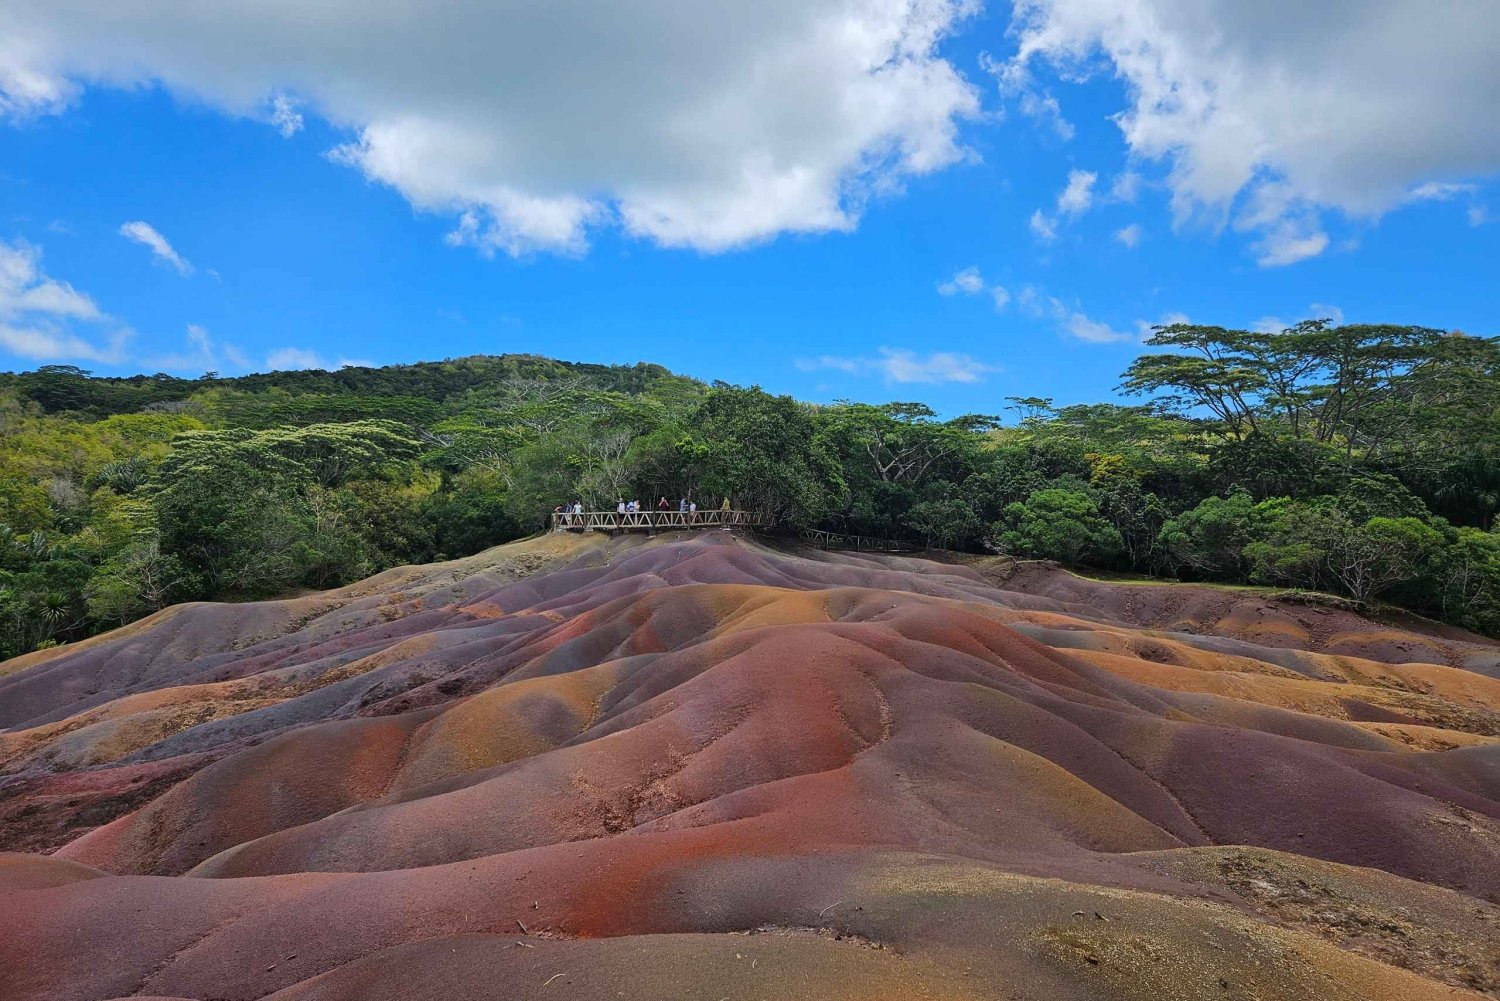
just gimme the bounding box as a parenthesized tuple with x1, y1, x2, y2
(551, 509, 768, 533)
(798, 528, 921, 553)
(549, 510, 919, 552)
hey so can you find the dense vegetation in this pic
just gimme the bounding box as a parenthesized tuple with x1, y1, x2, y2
(3, 320, 1499, 658)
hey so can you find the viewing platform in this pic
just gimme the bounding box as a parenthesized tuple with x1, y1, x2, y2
(551, 509, 768, 533)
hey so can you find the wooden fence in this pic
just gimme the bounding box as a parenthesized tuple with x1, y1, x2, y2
(551, 509, 769, 532)
(797, 528, 921, 553)
(549, 510, 919, 553)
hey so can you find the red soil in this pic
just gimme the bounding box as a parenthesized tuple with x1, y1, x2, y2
(1, 532, 1497, 1000)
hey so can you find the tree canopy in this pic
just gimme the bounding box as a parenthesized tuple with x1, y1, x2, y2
(4, 324, 1500, 659)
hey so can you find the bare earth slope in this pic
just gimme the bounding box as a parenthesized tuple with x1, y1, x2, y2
(1, 531, 1497, 1000)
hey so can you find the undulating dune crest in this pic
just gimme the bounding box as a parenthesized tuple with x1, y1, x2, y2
(1, 531, 1497, 1000)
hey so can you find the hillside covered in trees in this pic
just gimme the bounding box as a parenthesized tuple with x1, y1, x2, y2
(2, 321, 1499, 659)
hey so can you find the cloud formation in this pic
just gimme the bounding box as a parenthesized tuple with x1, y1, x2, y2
(148, 323, 250, 374)
(2, 2, 983, 256)
(264, 347, 371, 371)
(936, 265, 1010, 310)
(1015, 283, 1137, 344)
(936, 266, 985, 296)
(1028, 209, 1056, 242)
(1055, 169, 1096, 216)
(265, 347, 328, 371)
(0, 238, 128, 363)
(1002, 0, 1500, 265)
(1410, 181, 1490, 228)
(797, 347, 998, 384)
(269, 94, 303, 138)
(1030, 168, 1096, 239)
(119, 220, 193, 275)
(1252, 302, 1345, 335)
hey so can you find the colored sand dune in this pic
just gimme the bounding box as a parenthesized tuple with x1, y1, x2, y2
(1, 532, 1498, 1000)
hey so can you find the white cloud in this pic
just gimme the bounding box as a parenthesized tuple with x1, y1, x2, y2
(1308, 302, 1344, 327)
(0, 237, 128, 363)
(1253, 303, 1344, 333)
(119, 220, 193, 276)
(937, 265, 985, 296)
(1018, 89, 1075, 141)
(265, 347, 327, 371)
(1029, 167, 1097, 240)
(981, 51, 1073, 141)
(3, 2, 983, 256)
(1411, 182, 1477, 203)
(1110, 170, 1141, 203)
(1015, 281, 1138, 344)
(1062, 311, 1134, 344)
(1113, 223, 1142, 247)
(1001, 0, 1500, 264)
(797, 346, 998, 384)
(1410, 181, 1490, 227)
(1253, 228, 1330, 268)
(254, 348, 375, 372)
(1028, 208, 1056, 241)
(269, 94, 303, 138)
(1056, 168, 1096, 216)
(0, 323, 128, 363)
(147, 323, 249, 373)
(936, 265, 1009, 310)
(0, 242, 101, 321)
(877, 348, 996, 383)
(1234, 181, 1328, 267)
(1135, 311, 1189, 340)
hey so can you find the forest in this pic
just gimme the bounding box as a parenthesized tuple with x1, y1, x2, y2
(2, 320, 1498, 659)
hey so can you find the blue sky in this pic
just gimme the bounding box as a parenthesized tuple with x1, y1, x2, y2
(0, 1, 1495, 416)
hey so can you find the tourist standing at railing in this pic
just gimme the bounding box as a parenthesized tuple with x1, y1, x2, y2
(658, 496, 670, 511)
(617, 498, 626, 514)
(720, 497, 730, 512)
(689, 499, 697, 524)
(679, 497, 688, 512)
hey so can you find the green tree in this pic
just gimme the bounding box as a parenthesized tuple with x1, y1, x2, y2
(85, 534, 191, 625)
(683, 387, 844, 526)
(1156, 490, 1267, 578)
(1244, 502, 1445, 605)
(992, 488, 1123, 565)
(902, 487, 981, 550)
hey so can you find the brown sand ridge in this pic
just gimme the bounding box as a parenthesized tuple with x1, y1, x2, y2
(1, 531, 1498, 1000)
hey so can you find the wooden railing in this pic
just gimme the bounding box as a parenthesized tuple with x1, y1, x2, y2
(548, 510, 916, 551)
(798, 528, 921, 553)
(551, 509, 769, 532)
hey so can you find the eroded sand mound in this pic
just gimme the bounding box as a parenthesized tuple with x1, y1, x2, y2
(1, 532, 1497, 1000)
